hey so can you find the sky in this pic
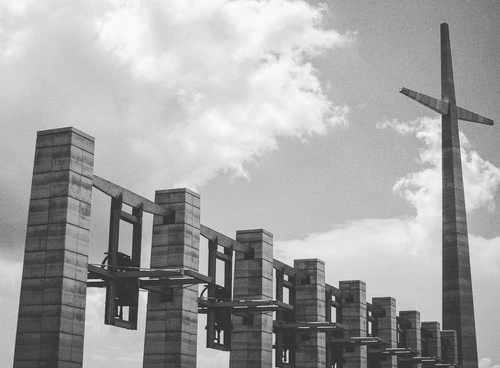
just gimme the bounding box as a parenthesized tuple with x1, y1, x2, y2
(1, 1, 499, 367)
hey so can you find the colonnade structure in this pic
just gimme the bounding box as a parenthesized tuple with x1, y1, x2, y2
(13, 126, 461, 368)
(13, 23, 493, 368)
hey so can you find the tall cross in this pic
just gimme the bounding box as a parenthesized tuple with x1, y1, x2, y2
(400, 23, 493, 368)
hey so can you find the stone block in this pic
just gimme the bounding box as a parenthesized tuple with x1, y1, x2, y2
(30, 173, 52, 200)
(22, 252, 47, 279)
(39, 332, 60, 360)
(75, 254, 88, 281)
(70, 334, 84, 363)
(36, 133, 54, 148)
(51, 145, 72, 172)
(17, 306, 43, 333)
(20, 278, 45, 305)
(28, 198, 50, 226)
(46, 223, 78, 252)
(25, 225, 48, 252)
(33, 147, 53, 174)
(15, 332, 42, 360)
(72, 308, 86, 336)
(81, 151, 94, 179)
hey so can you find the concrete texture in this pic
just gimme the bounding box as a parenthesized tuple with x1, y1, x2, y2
(372, 297, 397, 368)
(441, 330, 458, 365)
(229, 229, 273, 368)
(143, 189, 201, 368)
(399, 310, 421, 355)
(401, 23, 480, 368)
(440, 24, 478, 368)
(14, 127, 94, 368)
(421, 322, 441, 360)
(294, 259, 326, 368)
(399, 310, 422, 368)
(339, 280, 367, 368)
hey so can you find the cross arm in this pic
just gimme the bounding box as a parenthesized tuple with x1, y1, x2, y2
(400, 87, 494, 126)
(456, 105, 494, 125)
(399, 87, 449, 115)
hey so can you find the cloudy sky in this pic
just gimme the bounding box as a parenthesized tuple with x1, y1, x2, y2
(1, 1, 499, 367)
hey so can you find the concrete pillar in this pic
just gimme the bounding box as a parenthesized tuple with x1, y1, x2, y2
(399, 310, 421, 368)
(14, 127, 94, 367)
(143, 189, 201, 368)
(294, 259, 326, 368)
(372, 297, 397, 368)
(229, 229, 273, 368)
(441, 330, 458, 365)
(339, 280, 367, 368)
(421, 322, 441, 360)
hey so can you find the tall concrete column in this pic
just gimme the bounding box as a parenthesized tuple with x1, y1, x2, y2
(421, 322, 441, 360)
(399, 310, 421, 368)
(14, 127, 94, 367)
(440, 24, 477, 368)
(294, 259, 326, 368)
(229, 229, 273, 368)
(399, 24, 488, 367)
(441, 330, 458, 365)
(339, 280, 367, 368)
(372, 297, 397, 368)
(143, 189, 201, 368)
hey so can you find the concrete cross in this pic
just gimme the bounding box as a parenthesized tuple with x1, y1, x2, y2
(400, 23, 493, 368)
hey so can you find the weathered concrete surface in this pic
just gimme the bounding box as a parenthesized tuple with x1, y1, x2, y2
(400, 23, 483, 368)
(421, 321, 441, 360)
(143, 189, 200, 368)
(372, 297, 397, 368)
(399, 310, 421, 368)
(294, 259, 326, 368)
(440, 23, 478, 368)
(14, 127, 94, 367)
(441, 330, 458, 365)
(229, 229, 273, 368)
(339, 280, 367, 368)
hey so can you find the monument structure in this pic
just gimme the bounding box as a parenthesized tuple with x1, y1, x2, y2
(400, 23, 494, 368)
(12, 23, 493, 368)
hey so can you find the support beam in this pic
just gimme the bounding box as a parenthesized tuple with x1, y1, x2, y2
(92, 175, 173, 218)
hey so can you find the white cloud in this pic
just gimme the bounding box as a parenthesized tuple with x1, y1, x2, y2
(0, 0, 351, 191)
(480, 358, 500, 368)
(0, 2, 352, 365)
(276, 116, 500, 321)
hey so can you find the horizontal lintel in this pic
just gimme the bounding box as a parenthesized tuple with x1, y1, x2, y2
(93, 175, 173, 217)
(200, 224, 251, 253)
